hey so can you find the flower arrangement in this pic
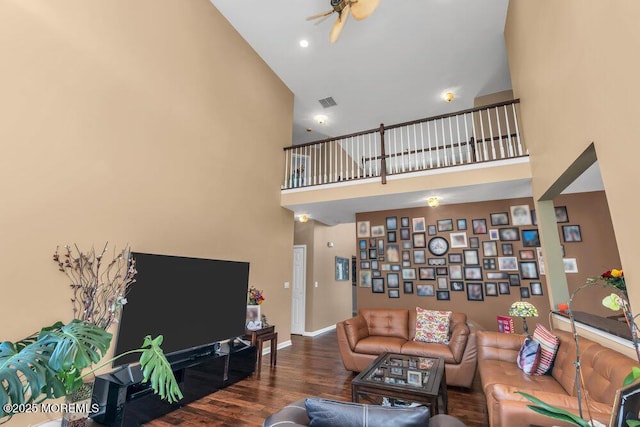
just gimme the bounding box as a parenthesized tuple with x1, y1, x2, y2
(589, 268, 626, 296)
(248, 286, 265, 305)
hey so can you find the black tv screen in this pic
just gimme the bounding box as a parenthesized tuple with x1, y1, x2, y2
(113, 252, 250, 366)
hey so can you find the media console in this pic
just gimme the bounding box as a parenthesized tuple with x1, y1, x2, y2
(91, 340, 256, 427)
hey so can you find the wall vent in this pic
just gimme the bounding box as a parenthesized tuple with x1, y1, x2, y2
(318, 97, 337, 108)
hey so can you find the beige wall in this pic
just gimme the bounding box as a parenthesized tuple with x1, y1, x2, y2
(0, 2, 293, 423)
(505, 1, 640, 316)
(294, 221, 354, 332)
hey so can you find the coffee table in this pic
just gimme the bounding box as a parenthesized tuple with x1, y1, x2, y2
(351, 353, 447, 416)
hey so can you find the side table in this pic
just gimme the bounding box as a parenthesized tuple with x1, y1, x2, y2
(245, 325, 278, 375)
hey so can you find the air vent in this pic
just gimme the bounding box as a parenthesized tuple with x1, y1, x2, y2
(318, 97, 337, 108)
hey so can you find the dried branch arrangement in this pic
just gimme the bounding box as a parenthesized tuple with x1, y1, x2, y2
(53, 243, 137, 330)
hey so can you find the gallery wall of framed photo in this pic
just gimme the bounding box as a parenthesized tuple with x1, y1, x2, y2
(354, 191, 621, 332)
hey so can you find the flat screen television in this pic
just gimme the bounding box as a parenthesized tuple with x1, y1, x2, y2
(113, 252, 250, 366)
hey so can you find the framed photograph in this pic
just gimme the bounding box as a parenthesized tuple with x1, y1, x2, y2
(390, 366, 403, 376)
(402, 250, 410, 261)
(416, 283, 435, 296)
(487, 271, 509, 280)
(498, 282, 510, 295)
(357, 221, 371, 238)
(386, 216, 398, 230)
(563, 258, 578, 273)
(371, 225, 385, 237)
(359, 239, 367, 250)
(370, 238, 377, 248)
(386, 245, 400, 262)
(388, 289, 400, 298)
(502, 243, 514, 256)
(412, 217, 426, 232)
(413, 250, 426, 264)
(402, 268, 416, 280)
(403, 281, 414, 294)
(463, 249, 480, 265)
(436, 290, 450, 300)
(387, 231, 397, 243)
(449, 265, 463, 279)
(403, 261, 411, 267)
(472, 218, 488, 234)
(466, 282, 484, 301)
(530, 282, 543, 296)
(482, 241, 498, 257)
(464, 266, 483, 280)
(413, 233, 426, 248)
(372, 278, 385, 293)
(246, 305, 262, 330)
(402, 241, 412, 249)
(381, 263, 391, 271)
(387, 273, 400, 288)
(519, 249, 535, 260)
(485, 282, 498, 296)
(510, 204, 532, 226)
(401, 217, 410, 227)
(537, 247, 546, 275)
(519, 261, 539, 279)
(448, 253, 462, 263)
(360, 261, 370, 269)
(428, 257, 446, 266)
(359, 270, 372, 287)
(419, 267, 436, 280)
(522, 229, 540, 247)
(498, 227, 520, 241)
(427, 225, 437, 236)
(562, 225, 582, 242)
(391, 264, 401, 271)
(336, 256, 350, 281)
(378, 239, 385, 251)
(457, 218, 467, 231)
(369, 248, 378, 259)
(436, 267, 448, 276)
(490, 212, 510, 226)
(489, 229, 499, 240)
(372, 270, 381, 277)
(469, 237, 480, 248)
(483, 258, 496, 270)
(520, 287, 531, 298)
(555, 206, 569, 223)
(400, 228, 411, 240)
(360, 250, 367, 260)
(531, 209, 537, 226)
(498, 257, 518, 271)
(407, 370, 422, 386)
(437, 219, 454, 232)
(450, 232, 468, 248)
(509, 273, 521, 286)
(437, 277, 448, 289)
(451, 281, 464, 291)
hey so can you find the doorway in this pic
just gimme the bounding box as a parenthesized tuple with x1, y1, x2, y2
(291, 245, 306, 335)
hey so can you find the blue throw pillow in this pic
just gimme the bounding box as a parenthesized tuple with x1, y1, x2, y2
(305, 397, 430, 427)
(517, 336, 541, 375)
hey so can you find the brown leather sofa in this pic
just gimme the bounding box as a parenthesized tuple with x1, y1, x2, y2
(336, 308, 479, 388)
(477, 329, 640, 427)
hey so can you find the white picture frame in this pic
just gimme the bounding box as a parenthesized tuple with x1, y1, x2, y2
(563, 257, 578, 273)
(449, 232, 468, 248)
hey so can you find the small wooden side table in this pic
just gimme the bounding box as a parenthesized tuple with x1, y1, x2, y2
(245, 325, 277, 375)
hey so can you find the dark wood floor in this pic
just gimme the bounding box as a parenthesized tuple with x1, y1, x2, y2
(147, 330, 489, 426)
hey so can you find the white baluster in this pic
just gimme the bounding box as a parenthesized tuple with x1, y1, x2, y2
(419, 122, 426, 170)
(456, 115, 462, 164)
(449, 116, 456, 165)
(495, 107, 505, 159)
(463, 113, 471, 163)
(512, 103, 524, 155)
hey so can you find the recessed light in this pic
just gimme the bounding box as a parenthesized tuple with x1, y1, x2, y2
(314, 114, 328, 125)
(299, 39, 309, 48)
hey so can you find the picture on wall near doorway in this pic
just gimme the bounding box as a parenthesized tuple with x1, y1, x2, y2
(562, 225, 582, 242)
(563, 258, 578, 273)
(510, 204, 532, 226)
(498, 282, 510, 295)
(371, 225, 385, 237)
(555, 206, 569, 223)
(359, 270, 372, 287)
(521, 229, 540, 247)
(519, 261, 539, 279)
(357, 221, 371, 238)
(412, 217, 426, 232)
(530, 282, 543, 295)
(386, 216, 398, 230)
(498, 257, 518, 271)
(335, 256, 350, 281)
(498, 227, 519, 241)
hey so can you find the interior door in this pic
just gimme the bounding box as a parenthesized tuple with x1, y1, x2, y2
(291, 245, 306, 335)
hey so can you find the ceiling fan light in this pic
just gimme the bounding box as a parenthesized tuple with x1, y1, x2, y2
(427, 196, 440, 208)
(443, 92, 455, 102)
(298, 214, 309, 223)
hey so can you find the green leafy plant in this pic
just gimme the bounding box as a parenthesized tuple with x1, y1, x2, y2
(0, 320, 183, 421)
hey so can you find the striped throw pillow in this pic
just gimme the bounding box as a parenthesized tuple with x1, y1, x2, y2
(517, 336, 541, 375)
(532, 324, 560, 375)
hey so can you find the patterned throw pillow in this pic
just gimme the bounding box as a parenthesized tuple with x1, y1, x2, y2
(413, 307, 451, 344)
(532, 324, 560, 375)
(517, 336, 541, 375)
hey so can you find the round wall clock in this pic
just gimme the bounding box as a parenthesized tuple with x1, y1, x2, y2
(428, 236, 449, 256)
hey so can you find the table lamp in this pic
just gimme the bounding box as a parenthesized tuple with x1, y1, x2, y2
(508, 301, 538, 335)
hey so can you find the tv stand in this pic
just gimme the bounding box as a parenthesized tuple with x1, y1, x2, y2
(91, 340, 256, 426)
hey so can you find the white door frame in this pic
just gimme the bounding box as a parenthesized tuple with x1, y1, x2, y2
(291, 245, 306, 335)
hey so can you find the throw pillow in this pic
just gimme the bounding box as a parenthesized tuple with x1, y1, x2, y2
(532, 324, 560, 375)
(517, 336, 541, 375)
(413, 307, 451, 344)
(305, 398, 430, 427)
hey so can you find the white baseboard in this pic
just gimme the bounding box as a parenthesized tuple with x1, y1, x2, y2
(302, 324, 336, 337)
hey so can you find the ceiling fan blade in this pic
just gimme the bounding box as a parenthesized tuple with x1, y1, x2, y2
(306, 9, 333, 21)
(349, 0, 380, 21)
(330, 5, 350, 43)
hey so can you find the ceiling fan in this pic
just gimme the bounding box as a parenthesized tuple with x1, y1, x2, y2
(307, 0, 381, 43)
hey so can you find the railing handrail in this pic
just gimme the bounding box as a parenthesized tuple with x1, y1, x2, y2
(283, 98, 521, 151)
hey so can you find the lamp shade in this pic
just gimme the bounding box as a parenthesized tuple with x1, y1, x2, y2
(509, 301, 538, 318)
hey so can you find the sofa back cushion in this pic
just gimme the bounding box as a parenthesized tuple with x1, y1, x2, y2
(342, 315, 369, 350)
(360, 309, 409, 340)
(551, 329, 600, 396)
(305, 397, 430, 427)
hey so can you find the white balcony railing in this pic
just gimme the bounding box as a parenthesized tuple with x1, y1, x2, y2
(283, 99, 525, 189)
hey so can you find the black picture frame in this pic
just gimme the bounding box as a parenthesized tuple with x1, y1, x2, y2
(386, 216, 398, 230)
(555, 206, 569, 223)
(530, 282, 543, 296)
(451, 281, 465, 291)
(413, 232, 426, 248)
(401, 217, 410, 228)
(498, 282, 511, 295)
(520, 287, 531, 298)
(501, 243, 513, 256)
(387, 272, 400, 288)
(485, 282, 498, 297)
(419, 267, 436, 280)
(483, 258, 497, 270)
(388, 289, 400, 298)
(400, 228, 411, 240)
(464, 266, 483, 280)
(449, 264, 463, 279)
(521, 229, 540, 247)
(416, 283, 434, 296)
(372, 278, 385, 293)
(463, 249, 480, 265)
(490, 212, 510, 226)
(562, 225, 582, 242)
(413, 249, 426, 264)
(369, 248, 378, 259)
(469, 237, 480, 248)
(472, 218, 488, 234)
(403, 281, 414, 294)
(427, 225, 437, 236)
(498, 227, 520, 241)
(482, 241, 498, 257)
(466, 282, 484, 301)
(436, 290, 450, 301)
(335, 256, 350, 281)
(519, 249, 535, 259)
(387, 231, 397, 242)
(359, 239, 367, 249)
(509, 273, 521, 286)
(519, 261, 539, 279)
(437, 219, 454, 232)
(457, 218, 467, 231)
(428, 257, 447, 266)
(487, 272, 509, 280)
(448, 253, 462, 263)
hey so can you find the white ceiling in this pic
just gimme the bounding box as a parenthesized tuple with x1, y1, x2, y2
(209, 1, 603, 224)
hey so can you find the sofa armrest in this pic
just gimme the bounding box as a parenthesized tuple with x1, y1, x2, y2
(477, 330, 525, 363)
(343, 314, 369, 350)
(448, 321, 469, 363)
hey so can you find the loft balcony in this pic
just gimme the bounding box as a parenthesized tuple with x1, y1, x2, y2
(281, 100, 532, 225)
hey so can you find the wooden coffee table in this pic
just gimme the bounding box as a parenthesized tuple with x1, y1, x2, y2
(351, 352, 447, 416)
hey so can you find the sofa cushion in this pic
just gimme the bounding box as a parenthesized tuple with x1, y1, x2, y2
(532, 324, 559, 375)
(516, 336, 540, 375)
(360, 308, 410, 340)
(354, 336, 406, 355)
(414, 307, 451, 344)
(304, 397, 430, 427)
